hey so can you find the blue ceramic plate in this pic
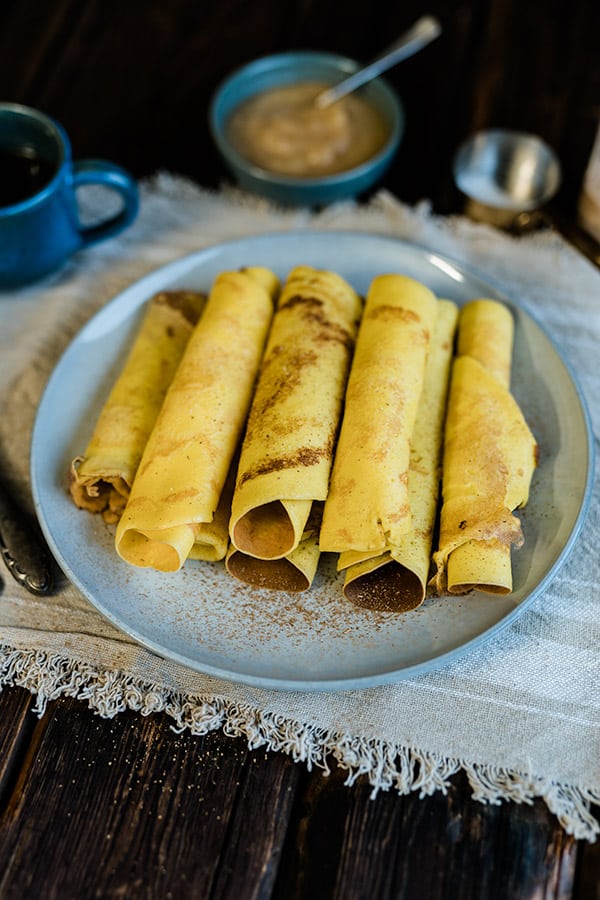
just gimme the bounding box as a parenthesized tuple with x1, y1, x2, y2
(31, 232, 594, 691)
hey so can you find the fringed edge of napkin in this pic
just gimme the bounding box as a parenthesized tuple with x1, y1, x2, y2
(1, 643, 599, 843)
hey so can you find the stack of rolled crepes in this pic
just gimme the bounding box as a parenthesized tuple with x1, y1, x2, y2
(226, 265, 362, 591)
(69, 266, 538, 608)
(69, 290, 207, 524)
(431, 299, 538, 594)
(319, 273, 453, 611)
(114, 267, 279, 571)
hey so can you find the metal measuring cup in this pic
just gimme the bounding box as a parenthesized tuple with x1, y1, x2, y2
(452, 129, 562, 231)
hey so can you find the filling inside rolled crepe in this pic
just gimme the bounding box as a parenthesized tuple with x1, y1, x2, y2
(431, 299, 538, 595)
(319, 273, 438, 553)
(340, 299, 459, 611)
(226, 534, 321, 593)
(115, 267, 279, 571)
(226, 504, 323, 592)
(342, 553, 424, 612)
(69, 291, 206, 523)
(229, 265, 362, 560)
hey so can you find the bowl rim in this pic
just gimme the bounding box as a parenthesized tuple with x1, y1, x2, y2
(208, 50, 405, 189)
(452, 127, 563, 209)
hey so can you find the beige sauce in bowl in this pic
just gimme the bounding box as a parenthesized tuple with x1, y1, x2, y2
(226, 82, 391, 178)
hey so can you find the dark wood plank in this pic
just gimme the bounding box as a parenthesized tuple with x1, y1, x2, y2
(272, 767, 578, 900)
(0, 0, 289, 184)
(0, 695, 308, 899)
(0, 0, 86, 99)
(0, 0, 598, 210)
(211, 749, 303, 900)
(448, 0, 600, 215)
(0, 693, 587, 899)
(574, 830, 600, 900)
(0, 698, 241, 898)
(0, 687, 37, 808)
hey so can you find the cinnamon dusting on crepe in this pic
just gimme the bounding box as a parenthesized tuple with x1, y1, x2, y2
(431, 299, 537, 595)
(229, 265, 362, 571)
(69, 290, 207, 523)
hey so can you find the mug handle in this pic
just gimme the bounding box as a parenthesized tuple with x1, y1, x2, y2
(72, 159, 139, 247)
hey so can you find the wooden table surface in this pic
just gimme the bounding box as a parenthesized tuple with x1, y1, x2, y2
(1, 1, 599, 897)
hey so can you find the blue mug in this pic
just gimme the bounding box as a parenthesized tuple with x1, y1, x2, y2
(0, 103, 139, 289)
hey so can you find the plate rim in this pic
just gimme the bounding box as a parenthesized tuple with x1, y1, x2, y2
(30, 231, 596, 692)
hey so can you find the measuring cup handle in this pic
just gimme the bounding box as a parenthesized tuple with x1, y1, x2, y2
(72, 159, 139, 247)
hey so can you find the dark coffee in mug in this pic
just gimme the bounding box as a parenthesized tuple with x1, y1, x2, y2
(0, 146, 56, 207)
(0, 102, 139, 288)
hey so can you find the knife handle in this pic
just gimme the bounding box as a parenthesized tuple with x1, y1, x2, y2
(0, 486, 53, 595)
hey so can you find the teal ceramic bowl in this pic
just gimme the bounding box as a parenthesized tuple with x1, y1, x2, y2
(209, 51, 404, 206)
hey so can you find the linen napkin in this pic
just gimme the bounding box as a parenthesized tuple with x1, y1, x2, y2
(1, 174, 598, 841)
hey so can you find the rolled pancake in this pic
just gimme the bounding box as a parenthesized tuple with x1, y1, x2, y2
(432, 299, 538, 594)
(226, 504, 323, 592)
(319, 273, 438, 553)
(341, 299, 459, 611)
(115, 267, 279, 571)
(226, 534, 321, 592)
(229, 265, 362, 560)
(457, 298, 513, 386)
(187, 463, 236, 563)
(69, 291, 206, 523)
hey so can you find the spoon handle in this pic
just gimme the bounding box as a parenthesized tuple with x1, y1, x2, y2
(0, 479, 53, 595)
(315, 15, 442, 109)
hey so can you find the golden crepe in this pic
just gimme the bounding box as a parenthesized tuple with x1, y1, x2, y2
(432, 299, 538, 594)
(226, 504, 323, 592)
(340, 299, 459, 611)
(229, 265, 362, 560)
(319, 273, 438, 553)
(226, 534, 321, 592)
(115, 267, 279, 571)
(69, 290, 206, 523)
(187, 463, 236, 563)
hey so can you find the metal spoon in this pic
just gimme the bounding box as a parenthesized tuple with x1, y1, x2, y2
(314, 15, 442, 110)
(0, 478, 53, 595)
